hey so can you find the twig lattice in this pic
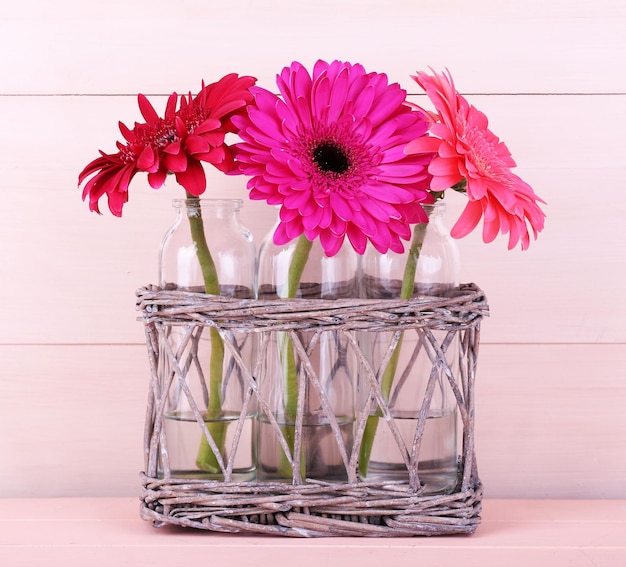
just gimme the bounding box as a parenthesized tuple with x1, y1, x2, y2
(137, 283, 488, 537)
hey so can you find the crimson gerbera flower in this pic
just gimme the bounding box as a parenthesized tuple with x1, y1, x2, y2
(79, 74, 256, 216)
(405, 69, 546, 250)
(232, 60, 435, 256)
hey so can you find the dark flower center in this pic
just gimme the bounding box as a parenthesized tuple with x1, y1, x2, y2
(313, 142, 350, 174)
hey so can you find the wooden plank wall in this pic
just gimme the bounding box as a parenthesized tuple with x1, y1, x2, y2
(1, 0, 624, 498)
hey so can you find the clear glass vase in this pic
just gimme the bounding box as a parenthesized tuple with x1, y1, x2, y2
(157, 198, 256, 481)
(359, 201, 462, 493)
(255, 222, 359, 482)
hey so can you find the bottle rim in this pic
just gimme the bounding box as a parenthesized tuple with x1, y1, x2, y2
(172, 198, 243, 210)
(423, 200, 446, 213)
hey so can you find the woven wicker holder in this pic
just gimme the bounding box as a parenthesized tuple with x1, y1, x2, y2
(137, 283, 488, 537)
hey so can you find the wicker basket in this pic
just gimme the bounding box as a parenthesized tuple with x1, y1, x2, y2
(137, 283, 488, 537)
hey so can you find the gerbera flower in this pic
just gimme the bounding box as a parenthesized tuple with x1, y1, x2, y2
(232, 60, 435, 256)
(405, 69, 546, 250)
(79, 74, 256, 216)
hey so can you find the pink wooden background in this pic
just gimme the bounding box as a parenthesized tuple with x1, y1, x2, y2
(0, 0, 624, 499)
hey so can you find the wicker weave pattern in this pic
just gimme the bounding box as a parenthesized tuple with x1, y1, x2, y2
(137, 283, 488, 537)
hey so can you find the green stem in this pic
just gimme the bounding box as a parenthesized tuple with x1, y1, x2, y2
(358, 220, 429, 477)
(285, 235, 313, 413)
(287, 235, 314, 298)
(184, 195, 227, 475)
(279, 235, 313, 478)
(187, 208, 220, 296)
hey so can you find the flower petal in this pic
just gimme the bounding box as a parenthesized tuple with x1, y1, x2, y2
(175, 159, 206, 195)
(231, 60, 435, 255)
(412, 68, 546, 248)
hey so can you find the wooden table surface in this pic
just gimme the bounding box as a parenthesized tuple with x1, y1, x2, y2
(1, 498, 625, 566)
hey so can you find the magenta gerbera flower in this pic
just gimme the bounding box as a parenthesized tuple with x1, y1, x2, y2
(79, 74, 256, 216)
(232, 60, 435, 256)
(405, 69, 546, 250)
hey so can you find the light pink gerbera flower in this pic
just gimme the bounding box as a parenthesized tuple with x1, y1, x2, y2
(405, 69, 546, 250)
(232, 60, 435, 256)
(79, 74, 256, 216)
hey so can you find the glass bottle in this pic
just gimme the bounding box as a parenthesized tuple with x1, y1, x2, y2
(255, 219, 359, 483)
(359, 201, 462, 493)
(156, 198, 256, 481)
